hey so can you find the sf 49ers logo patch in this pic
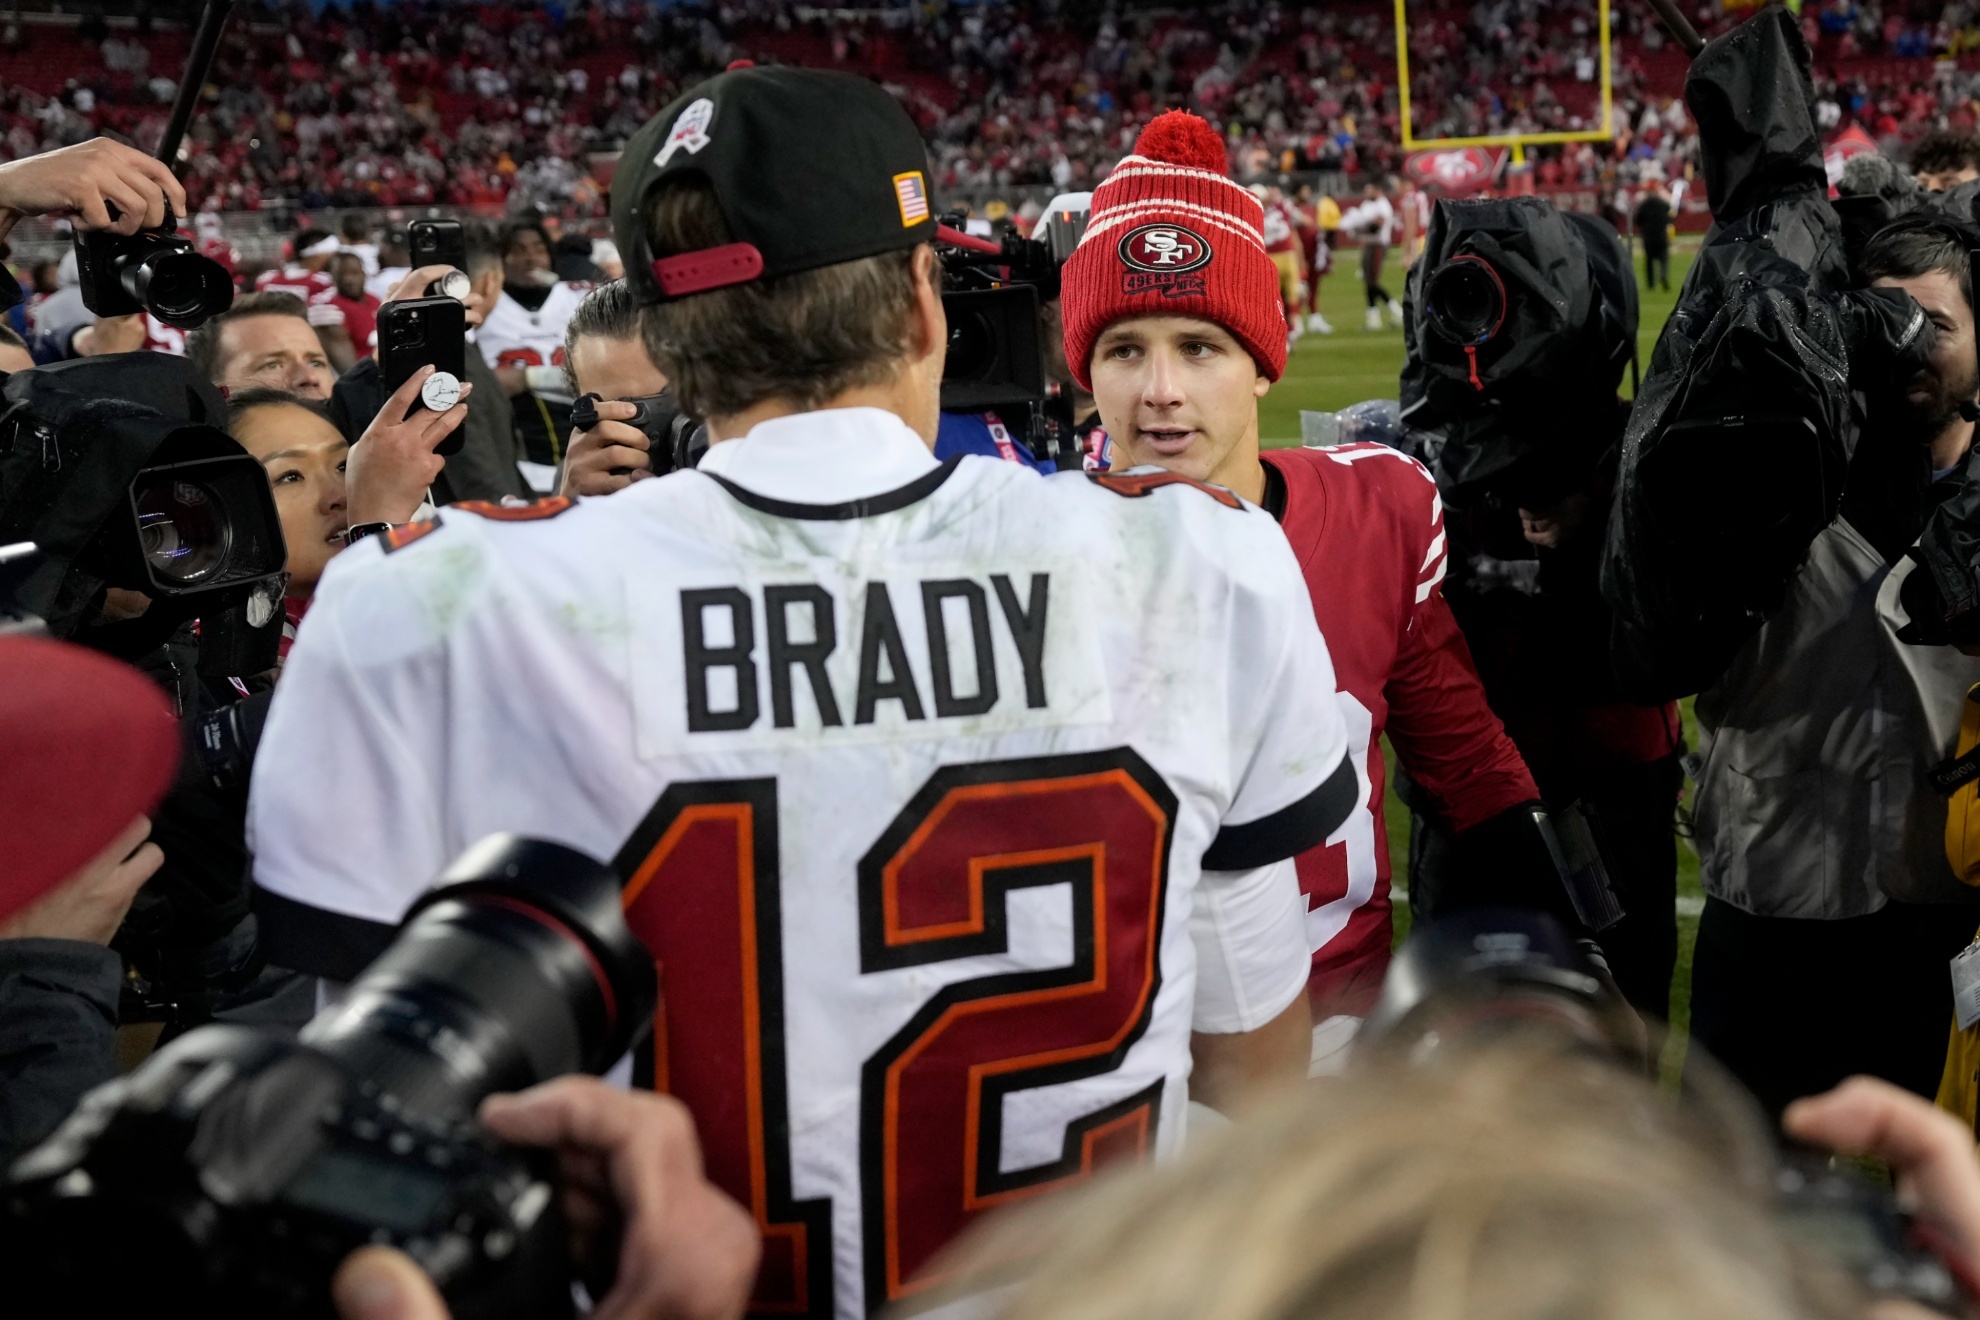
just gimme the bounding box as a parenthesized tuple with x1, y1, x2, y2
(1118, 222, 1211, 297)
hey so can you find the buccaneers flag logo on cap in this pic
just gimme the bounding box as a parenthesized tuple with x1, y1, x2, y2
(1118, 222, 1212, 297)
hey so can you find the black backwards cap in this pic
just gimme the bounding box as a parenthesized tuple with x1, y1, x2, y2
(612, 65, 937, 305)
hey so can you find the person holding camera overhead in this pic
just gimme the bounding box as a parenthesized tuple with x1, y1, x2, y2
(250, 65, 1358, 1318)
(1057, 110, 1570, 1051)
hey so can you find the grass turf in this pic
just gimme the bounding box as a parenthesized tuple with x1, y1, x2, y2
(1258, 245, 1706, 1075)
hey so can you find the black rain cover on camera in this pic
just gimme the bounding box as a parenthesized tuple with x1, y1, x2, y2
(0, 353, 230, 635)
(1600, 6, 1931, 700)
(1400, 197, 1637, 500)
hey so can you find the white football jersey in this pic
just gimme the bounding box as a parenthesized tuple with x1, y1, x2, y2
(475, 282, 591, 379)
(249, 407, 1353, 1319)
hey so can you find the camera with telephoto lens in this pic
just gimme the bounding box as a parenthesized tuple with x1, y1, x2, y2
(1360, 908, 1969, 1315)
(74, 207, 234, 329)
(4, 834, 659, 1320)
(570, 389, 707, 476)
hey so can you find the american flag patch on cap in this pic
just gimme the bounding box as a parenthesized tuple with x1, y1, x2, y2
(894, 171, 930, 227)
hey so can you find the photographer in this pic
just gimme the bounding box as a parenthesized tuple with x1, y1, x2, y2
(1683, 219, 1980, 1116)
(558, 278, 670, 498)
(1913, 130, 1980, 193)
(0, 634, 176, 1162)
(1606, 11, 1980, 1115)
(1396, 195, 1684, 1019)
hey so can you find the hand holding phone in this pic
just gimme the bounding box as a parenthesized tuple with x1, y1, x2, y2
(377, 295, 470, 455)
(348, 365, 475, 524)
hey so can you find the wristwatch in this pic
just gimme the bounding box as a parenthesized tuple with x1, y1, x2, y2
(343, 521, 394, 547)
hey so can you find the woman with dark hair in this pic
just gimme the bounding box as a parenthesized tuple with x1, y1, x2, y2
(227, 370, 474, 609)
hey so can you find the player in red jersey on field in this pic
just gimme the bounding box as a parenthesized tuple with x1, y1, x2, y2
(1061, 111, 1563, 1047)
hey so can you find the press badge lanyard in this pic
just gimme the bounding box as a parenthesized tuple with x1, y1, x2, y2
(983, 413, 1022, 465)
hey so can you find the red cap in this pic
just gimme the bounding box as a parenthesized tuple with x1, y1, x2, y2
(0, 636, 179, 925)
(1060, 110, 1287, 389)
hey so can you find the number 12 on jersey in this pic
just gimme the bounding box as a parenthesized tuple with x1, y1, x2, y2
(615, 751, 1179, 1317)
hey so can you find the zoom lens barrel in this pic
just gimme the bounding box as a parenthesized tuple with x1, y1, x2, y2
(299, 836, 658, 1120)
(121, 247, 235, 329)
(1425, 255, 1509, 347)
(135, 477, 233, 586)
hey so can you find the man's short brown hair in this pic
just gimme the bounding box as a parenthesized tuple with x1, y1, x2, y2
(1912, 130, 1980, 180)
(639, 176, 924, 419)
(186, 291, 311, 383)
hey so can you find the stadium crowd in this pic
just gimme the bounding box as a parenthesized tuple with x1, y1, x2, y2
(22, 3, 1980, 1320)
(4, 0, 1980, 221)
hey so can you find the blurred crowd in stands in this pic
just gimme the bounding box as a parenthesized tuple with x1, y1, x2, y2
(0, 0, 1976, 225)
(0, 0, 1924, 220)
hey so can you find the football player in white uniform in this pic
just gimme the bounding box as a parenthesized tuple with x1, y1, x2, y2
(478, 220, 590, 488)
(249, 69, 1356, 1319)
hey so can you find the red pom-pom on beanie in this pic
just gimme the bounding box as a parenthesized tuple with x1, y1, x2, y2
(1059, 110, 1287, 390)
(1131, 110, 1230, 173)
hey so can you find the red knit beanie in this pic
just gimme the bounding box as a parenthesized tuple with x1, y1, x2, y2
(1061, 110, 1286, 390)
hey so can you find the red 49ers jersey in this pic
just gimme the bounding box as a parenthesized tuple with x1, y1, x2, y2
(1261, 443, 1538, 1016)
(254, 266, 336, 303)
(1262, 199, 1302, 255)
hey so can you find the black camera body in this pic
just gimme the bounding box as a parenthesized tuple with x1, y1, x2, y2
(5, 835, 659, 1320)
(75, 217, 234, 329)
(939, 284, 1045, 415)
(934, 205, 1091, 468)
(9, 1026, 570, 1320)
(570, 389, 707, 475)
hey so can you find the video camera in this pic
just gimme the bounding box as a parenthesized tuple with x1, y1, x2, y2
(1360, 908, 1969, 1315)
(1400, 196, 1638, 511)
(935, 200, 1091, 468)
(0, 354, 288, 675)
(5, 835, 658, 1320)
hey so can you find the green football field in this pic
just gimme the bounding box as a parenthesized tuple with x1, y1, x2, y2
(1260, 244, 1707, 1078)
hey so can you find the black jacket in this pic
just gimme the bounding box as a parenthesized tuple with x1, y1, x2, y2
(0, 939, 121, 1164)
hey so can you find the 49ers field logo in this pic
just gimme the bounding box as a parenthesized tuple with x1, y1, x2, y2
(1117, 223, 1211, 297)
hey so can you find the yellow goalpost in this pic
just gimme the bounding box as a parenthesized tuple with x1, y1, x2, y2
(1392, 0, 1615, 163)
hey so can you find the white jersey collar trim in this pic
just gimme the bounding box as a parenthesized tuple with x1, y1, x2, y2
(696, 407, 941, 507)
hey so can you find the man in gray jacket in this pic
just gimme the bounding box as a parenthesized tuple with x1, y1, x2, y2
(1688, 219, 1980, 1115)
